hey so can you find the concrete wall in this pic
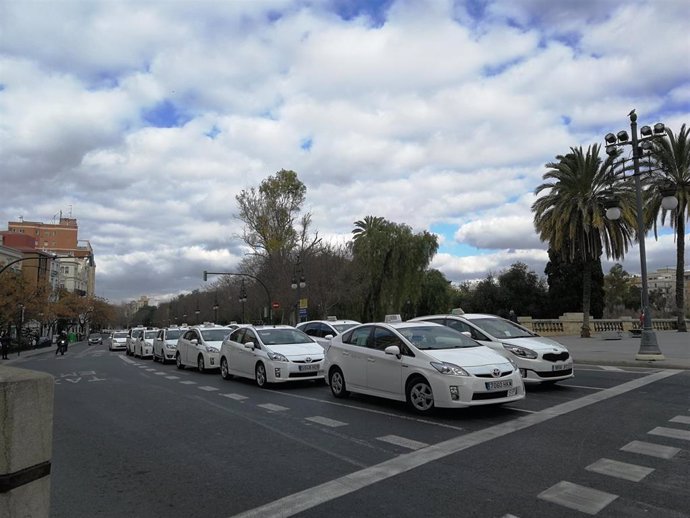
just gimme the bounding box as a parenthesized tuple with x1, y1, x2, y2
(0, 365, 54, 518)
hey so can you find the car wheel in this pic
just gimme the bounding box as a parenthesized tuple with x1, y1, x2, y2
(176, 353, 184, 370)
(198, 355, 205, 373)
(406, 377, 434, 414)
(220, 357, 232, 380)
(329, 368, 349, 398)
(160, 353, 166, 365)
(255, 362, 268, 388)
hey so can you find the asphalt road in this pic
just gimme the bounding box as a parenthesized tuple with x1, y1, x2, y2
(12, 342, 690, 518)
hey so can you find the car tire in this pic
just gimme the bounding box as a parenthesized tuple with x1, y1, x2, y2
(176, 353, 184, 370)
(198, 355, 205, 373)
(406, 377, 435, 414)
(220, 357, 232, 380)
(329, 368, 349, 398)
(160, 353, 166, 365)
(255, 362, 268, 388)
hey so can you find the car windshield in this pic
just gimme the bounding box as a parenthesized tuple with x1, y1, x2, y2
(89, 334, 99, 338)
(131, 330, 143, 338)
(166, 330, 183, 340)
(257, 328, 313, 345)
(469, 318, 535, 338)
(200, 329, 230, 341)
(144, 331, 157, 339)
(114, 332, 128, 338)
(398, 326, 480, 350)
(333, 323, 358, 333)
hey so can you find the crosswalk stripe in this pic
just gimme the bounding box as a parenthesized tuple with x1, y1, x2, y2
(538, 481, 618, 515)
(305, 416, 347, 428)
(648, 426, 690, 441)
(585, 458, 654, 482)
(165, 376, 180, 380)
(620, 441, 680, 459)
(258, 403, 288, 412)
(669, 415, 690, 425)
(154, 372, 166, 376)
(199, 386, 219, 392)
(179, 381, 197, 385)
(220, 393, 248, 401)
(376, 435, 428, 451)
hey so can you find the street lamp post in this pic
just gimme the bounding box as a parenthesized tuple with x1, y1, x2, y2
(203, 271, 272, 323)
(213, 294, 219, 324)
(291, 255, 306, 324)
(604, 110, 677, 361)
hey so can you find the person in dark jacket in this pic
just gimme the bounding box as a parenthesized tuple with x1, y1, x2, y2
(56, 331, 69, 356)
(1, 331, 9, 359)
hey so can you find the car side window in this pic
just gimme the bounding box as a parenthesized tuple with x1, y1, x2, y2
(346, 326, 372, 347)
(302, 323, 318, 337)
(320, 323, 335, 337)
(184, 330, 195, 340)
(446, 320, 487, 341)
(243, 330, 259, 348)
(230, 329, 245, 342)
(371, 327, 403, 351)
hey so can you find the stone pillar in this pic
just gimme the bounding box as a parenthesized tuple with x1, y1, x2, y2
(559, 312, 591, 335)
(0, 365, 54, 518)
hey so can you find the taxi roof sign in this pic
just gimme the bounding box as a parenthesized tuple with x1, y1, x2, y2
(384, 314, 403, 323)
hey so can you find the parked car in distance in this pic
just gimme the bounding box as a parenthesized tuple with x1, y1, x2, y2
(153, 327, 187, 364)
(410, 312, 574, 384)
(134, 328, 158, 358)
(88, 333, 103, 346)
(126, 327, 144, 356)
(296, 317, 361, 348)
(220, 325, 325, 387)
(109, 331, 128, 351)
(175, 324, 235, 372)
(324, 318, 524, 414)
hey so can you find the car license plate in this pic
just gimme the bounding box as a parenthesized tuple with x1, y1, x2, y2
(298, 364, 319, 372)
(485, 380, 513, 390)
(552, 363, 570, 371)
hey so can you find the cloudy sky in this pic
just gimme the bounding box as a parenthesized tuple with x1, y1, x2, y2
(2, 0, 689, 304)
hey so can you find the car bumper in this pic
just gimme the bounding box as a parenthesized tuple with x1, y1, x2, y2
(110, 343, 126, 350)
(430, 372, 525, 407)
(267, 361, 324, 383)
(521, 363, 574, 383)
(162, 348, 176, 360)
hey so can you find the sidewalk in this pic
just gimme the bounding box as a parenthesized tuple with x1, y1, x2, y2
(556, 331, 690, 370)
(2, 342, 86, 365)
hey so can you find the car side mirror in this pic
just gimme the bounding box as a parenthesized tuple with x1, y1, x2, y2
(324, 334, 334, 339)
(384, 345, 401, 358)
(461, 331, 471, 337)
(244, 342, 255, 350)
(190, 339, 198, 345)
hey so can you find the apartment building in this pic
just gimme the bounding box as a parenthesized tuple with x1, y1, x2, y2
(0, 232, 59, 292)
(5, 216, 95, 296)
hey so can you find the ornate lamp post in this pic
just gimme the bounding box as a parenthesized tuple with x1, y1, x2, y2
(291, 255, 307, 324)
(604, 110, 677, 360)
(238, 279, 247, 324)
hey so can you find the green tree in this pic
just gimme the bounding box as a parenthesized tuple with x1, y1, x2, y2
(604, 264, 636, 317)
(497, 262, 549, 318)
(646, 124, 690, 331)
(350, 216, 438, 321)
(533, 145, 631, 336)
(235, 169, 319, 259)
(416, 269, 452, 317)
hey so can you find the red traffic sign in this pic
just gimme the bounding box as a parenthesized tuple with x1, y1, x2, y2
(271, 302, 280, 309)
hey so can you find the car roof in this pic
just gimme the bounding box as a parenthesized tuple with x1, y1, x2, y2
(299, 319, 360, 325)
(412, 313, 499, 320)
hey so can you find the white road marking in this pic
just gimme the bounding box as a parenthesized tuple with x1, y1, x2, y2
(220, 393, 248, 401)
(229, 369, 679, 518)
(154, 372, 166, 376)
(165, 376, 180, 380)
(560, 384, 607, 391)
(505, 407, 537, 414)
(180, 381, 197, 385)
(377, 435, 428, 451)
(266, 391, 464, 431)
(305, 416, 347, 428)
(669, 415, 690, 425)
(145, 368, 156, 372)
(648, 426, 690, 441)
(199, 386, 219, 392)
(585, 458, 654, 482)
(599, 366, 624, 372)
(258, 403, 289, 412)
(538, 481, 618, 515)
(620, 441, 680, 459)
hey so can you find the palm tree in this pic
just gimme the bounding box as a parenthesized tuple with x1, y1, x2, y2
(645, 124, 690, 332)
(532, 145, 635, 337)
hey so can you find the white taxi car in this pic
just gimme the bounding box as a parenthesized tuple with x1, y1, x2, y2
(410, 313, 574, 384)
(219, 325, 324, 387)
(108, 331, 128, 351)
(126, 327, 144, 356)
(324, 319, 524, 414)
(296, 317, 361, 348)
(153, 327, 186, 364)
(134, 328, 158, 358)
(176, 324, 235, 372)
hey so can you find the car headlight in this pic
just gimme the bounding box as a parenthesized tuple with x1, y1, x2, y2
(503, 344, 537, 359)
(205, 346, 219, 353)
(430, 361, 469, 376)
(166, 343, 176, 349)
(267, 352, 288, 362)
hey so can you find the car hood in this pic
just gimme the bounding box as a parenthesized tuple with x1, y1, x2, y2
(426, 346, 512, 368)
(204, 340, 223, 350)
(500, 336, 569, 352)
(269, 342, 324, 358)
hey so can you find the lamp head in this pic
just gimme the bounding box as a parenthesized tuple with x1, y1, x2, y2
(616, 130, 629, 143)
(605, 133, 617, 145)
(640, 125, 652, 137)
(653, 123, 665, 135)
(606, 144, 618, 156)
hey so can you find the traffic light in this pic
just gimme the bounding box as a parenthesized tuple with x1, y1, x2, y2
(203, 271, 208, 281)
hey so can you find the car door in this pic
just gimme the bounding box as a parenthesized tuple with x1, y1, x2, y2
(365, 326, 404, 396)
(338, 326, 371, 389)
(179, 330, 193, 364)
(236, 329, 259, 376)
(155, 329, 164, 358)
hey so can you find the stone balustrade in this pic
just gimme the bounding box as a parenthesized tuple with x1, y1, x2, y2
(518, 313, 688, 336)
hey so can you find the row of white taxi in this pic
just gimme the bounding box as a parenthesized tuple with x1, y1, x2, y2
(110, 312, 574, 415)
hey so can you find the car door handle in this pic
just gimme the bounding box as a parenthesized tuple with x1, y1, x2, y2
(367, 358, 375, 362)
(342, 352, 350, 356)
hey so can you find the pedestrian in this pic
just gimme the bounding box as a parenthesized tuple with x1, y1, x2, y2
(509, 310, 518, 323)
(1, 331, 9, 359)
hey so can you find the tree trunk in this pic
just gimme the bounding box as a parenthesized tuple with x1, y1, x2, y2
(581, 260, 592, 338)
(675, 204, 687, 332)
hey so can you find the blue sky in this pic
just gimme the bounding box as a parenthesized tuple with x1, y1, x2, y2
(1, 0, 688, 303)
